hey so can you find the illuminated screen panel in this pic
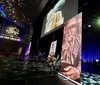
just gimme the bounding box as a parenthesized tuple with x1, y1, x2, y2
(41, 0, 78, 38)
(1, 21, 25, 42)
(0, 19, 27, 54)
(60, 13, 82, 83)
(48, 40, 57, 58)
(47, 40, 57, 66)
(44, 0, 65, 34)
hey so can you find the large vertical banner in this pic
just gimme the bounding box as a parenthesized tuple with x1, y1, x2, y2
(60, 13, 82, 82)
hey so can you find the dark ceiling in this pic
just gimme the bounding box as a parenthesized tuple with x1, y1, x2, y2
(78, 0, 100, 42)
(0, 0, 60, 27)
(23, 0, 59, 24)
(0, 0, 51, 27)
(23, 0, 48, 23)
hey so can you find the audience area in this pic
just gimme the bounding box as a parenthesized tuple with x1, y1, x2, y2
(82, 72, 100, 85)
(0, 55, 60, 85)
(1, 55, 100, 85)
(82, 62, 100, 85)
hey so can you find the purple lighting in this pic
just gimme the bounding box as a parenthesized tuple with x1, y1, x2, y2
(25, 42, 31, 55)
(84, 2, 88, 6)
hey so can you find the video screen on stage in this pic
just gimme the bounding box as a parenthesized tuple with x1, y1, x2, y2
(48, 40, 57, 65)
(48, 40, 57, 58)
(0, 18, 28, 54)
(41, 0, 78, 38)
(41, 0, 66, 37)
(0, 20, 25, 42)
(44, 0, 65, 34)
(1, 25, 21, 41)
(60, 13, 82, 83)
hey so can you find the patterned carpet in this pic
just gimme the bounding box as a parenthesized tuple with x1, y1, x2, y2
(0, 55, 60, 80)
(82, 72, 100, 85)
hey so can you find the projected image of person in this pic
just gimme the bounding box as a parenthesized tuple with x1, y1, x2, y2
(48, 41, 57, 65)
(48, 41, 57, 58)
(48, 43, 55, 58)
(61, 13, 82, 81)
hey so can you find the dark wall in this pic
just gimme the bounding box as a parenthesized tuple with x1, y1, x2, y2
(30, 17, 44, 53)
(0, 39, 19, 53)
(23, 0, 48, 23)
(64, 0, 78, 22)
(39, 26, 63, 57)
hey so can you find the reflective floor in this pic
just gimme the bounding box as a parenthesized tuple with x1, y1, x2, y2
(82, 72, 100, 85)
(82, 63, 100, 85)
(0, 55, 76, 85)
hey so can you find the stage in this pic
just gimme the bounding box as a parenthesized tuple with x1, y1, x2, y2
(0, 54, 80, 85)
(0, 74, 80, 85)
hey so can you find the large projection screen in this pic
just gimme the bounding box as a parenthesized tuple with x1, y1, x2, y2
(44, 0, 65, 34)
(41, 0, 78, 38)
(60, 13, 82, 83)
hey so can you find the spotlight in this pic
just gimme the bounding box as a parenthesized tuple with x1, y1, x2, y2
(14, 20, 16, 22)
(96, 59, 99, 62)
(88, 25, 91, 27)
(96, 18, 100, 27)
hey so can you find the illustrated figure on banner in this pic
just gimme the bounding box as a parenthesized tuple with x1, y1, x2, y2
(61, 13, 82, 81)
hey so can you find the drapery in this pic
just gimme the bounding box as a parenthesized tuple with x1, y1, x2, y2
(82, 33, 100, 63)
